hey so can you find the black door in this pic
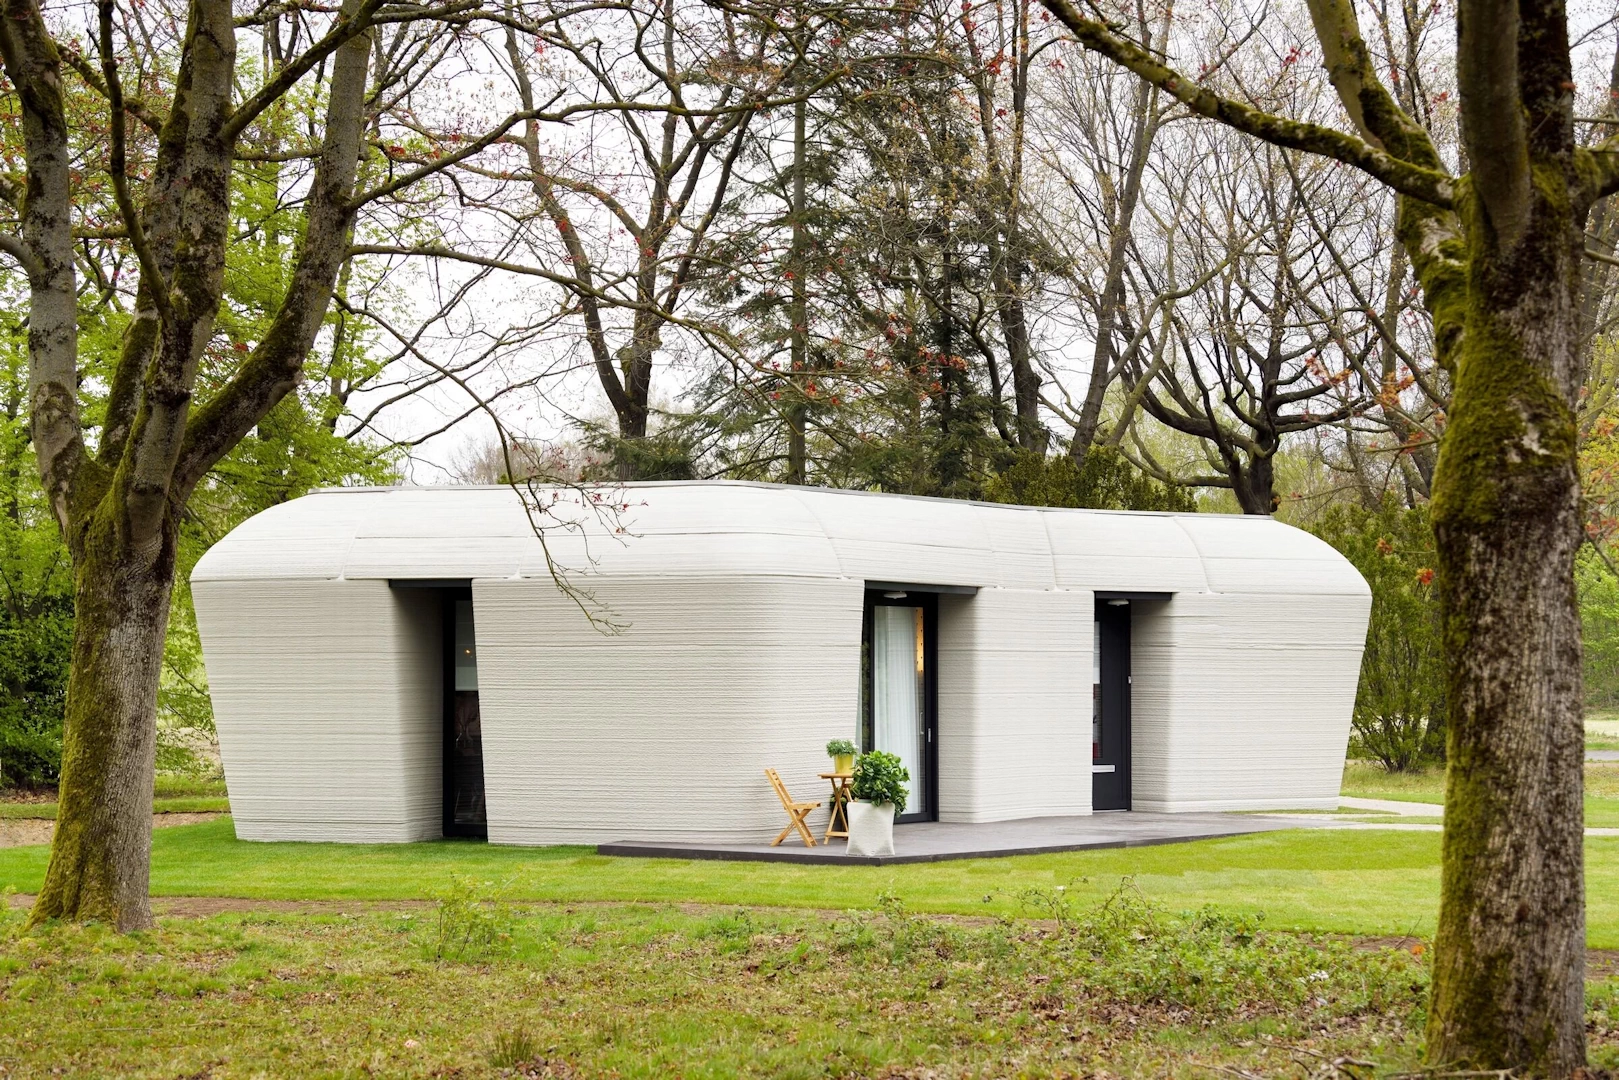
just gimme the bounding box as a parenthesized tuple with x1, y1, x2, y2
(1092, 598, 1131, 811)
(443, 589, 487, 838)
(861, 589, 938, 823)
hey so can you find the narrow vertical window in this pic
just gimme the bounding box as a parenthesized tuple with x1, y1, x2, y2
(448, 598, 485, 831)
(1092, 619, 1102, 762)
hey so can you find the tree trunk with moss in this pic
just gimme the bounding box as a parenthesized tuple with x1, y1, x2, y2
(33, 528, 178, 930)
(1037, 0, 1616, 1070)
(1424, 187, 1588, 1075)
(0, 0, 376, 929)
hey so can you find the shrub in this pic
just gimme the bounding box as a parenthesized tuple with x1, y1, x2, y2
(850, 749, 909, 810)
(1309, 499, 1445, 771)
(1012, 879, 1424, 1019)
(0, 528, 73, 789)
(1578, 546, 1619, 709)
(825, 738, 857, 757)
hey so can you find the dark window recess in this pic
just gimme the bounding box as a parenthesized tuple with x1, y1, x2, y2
(1092, 599, 1132, 811)
(443, 591, 487, 838)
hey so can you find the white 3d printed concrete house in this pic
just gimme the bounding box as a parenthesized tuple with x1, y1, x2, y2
(190, 481, 1371, 845)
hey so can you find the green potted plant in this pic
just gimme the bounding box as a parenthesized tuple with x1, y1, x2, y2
(846, 750, 909, 857)
(825, 738, 857, 776)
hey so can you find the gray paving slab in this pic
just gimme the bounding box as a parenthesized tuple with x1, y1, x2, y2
(596, 812, 1304, 866)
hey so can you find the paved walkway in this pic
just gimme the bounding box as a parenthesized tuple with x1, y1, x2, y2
(599, 812, 1303, 866)
(1590, 750, 1619, 762)
(1338, 796, 1440, 816)
(599, 803, 1619, 864)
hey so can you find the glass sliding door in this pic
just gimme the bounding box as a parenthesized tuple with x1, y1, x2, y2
(862, 590, 937, 822)
(443, 591, 487, 838)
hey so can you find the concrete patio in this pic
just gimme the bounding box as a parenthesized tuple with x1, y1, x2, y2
(596, 811, 1310, 866)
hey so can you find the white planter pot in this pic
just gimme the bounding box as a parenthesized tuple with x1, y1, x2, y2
(846, 800, 896, 858)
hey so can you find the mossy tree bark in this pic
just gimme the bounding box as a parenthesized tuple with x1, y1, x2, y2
(1038, 0, 1619, 1071)
(1425, 175, 1587, 1073)
(0, 0, 380, 930)
(39, 526, 178, 930)
(1422, 1, 1588, 1063)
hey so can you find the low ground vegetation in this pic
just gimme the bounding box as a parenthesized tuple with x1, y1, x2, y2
(0, 883, 1446, 1078)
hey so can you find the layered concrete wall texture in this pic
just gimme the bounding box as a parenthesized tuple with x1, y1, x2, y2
(191, 481, 1370, 844)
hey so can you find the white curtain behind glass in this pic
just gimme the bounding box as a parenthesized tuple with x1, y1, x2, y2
(872, 605, 924, 814)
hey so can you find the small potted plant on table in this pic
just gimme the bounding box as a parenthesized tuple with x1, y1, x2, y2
(825, 738, 857, 776)
(846, 750, 909, 858)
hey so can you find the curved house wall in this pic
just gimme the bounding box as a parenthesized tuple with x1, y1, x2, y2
(474, 574, 863, 845)
(194, 579, 442, 842)
(191, 482, 1370, 844)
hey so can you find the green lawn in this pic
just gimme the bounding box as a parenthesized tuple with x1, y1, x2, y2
(1343, 761, 1619, 827)
(7, 806, 1619, 1076)
(1589, 713, 1619, 750)
(8, 817, 1619, 946)
(0, 796, 229, 819)
(152, 775, 228, 798)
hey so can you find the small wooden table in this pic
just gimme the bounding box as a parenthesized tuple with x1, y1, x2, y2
(820, 772, 853, 841)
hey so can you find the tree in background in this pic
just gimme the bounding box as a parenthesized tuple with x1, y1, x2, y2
(0, 35, 402, 791)
(983, 446, 1194, 511)
(0, 0, 542, 929)
(1577, 337, 1619, 710)
(1577, 546, 1619, 711)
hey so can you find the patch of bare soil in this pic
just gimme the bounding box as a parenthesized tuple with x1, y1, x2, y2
(0, 819, 53, 847)
(4, 893, 438, 915)
(0, 812, 221, 849)
(0, 788, 56, 804)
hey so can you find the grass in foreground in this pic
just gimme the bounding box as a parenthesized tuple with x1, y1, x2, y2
(0, 883, 1444, 1078)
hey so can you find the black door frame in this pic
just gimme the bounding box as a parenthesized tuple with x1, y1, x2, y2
(861, 589, 938, 823)
(441, 586, 487, 839)
(1092, 598, 1132, 811)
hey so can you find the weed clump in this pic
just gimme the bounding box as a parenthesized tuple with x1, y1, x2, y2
(489, 1024, 537, 1068)
(421, 875, 516, 963)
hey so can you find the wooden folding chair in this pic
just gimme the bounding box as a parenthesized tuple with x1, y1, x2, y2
(765, 768, 822, 848)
